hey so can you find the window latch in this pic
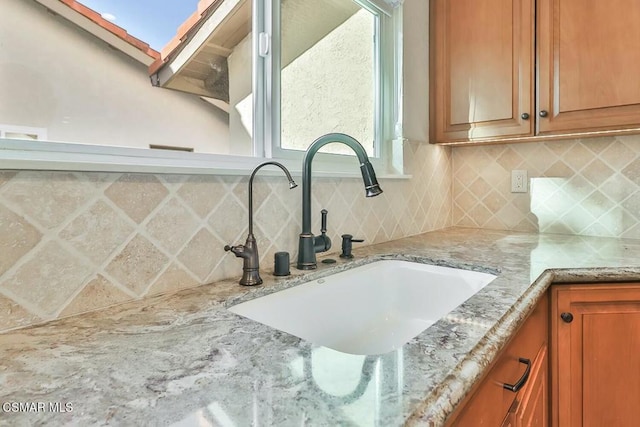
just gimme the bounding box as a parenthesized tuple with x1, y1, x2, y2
(259, 32, 270, 57)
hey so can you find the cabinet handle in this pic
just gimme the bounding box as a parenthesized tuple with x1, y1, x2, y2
(560, 312, 574, 323)
(503, 358, 531, 393)
(521, 113, 530, 120)
(539, 110, 549, 118)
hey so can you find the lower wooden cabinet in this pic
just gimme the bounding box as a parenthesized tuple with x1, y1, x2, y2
(446, 282, 640, 426)
(446, 293, 549, 426)
(551, 283, 640, 427)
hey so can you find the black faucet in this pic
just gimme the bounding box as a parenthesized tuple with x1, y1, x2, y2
(225, 161, 297, 285)
(296, 133, 383, 270)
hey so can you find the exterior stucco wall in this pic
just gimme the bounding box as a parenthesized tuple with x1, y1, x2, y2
(0, 0, 230, 153)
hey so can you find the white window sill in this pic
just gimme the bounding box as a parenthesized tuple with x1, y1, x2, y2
(0, 139, 411, 179)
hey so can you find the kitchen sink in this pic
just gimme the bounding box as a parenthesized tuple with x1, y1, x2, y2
(228, 259, 496, 355)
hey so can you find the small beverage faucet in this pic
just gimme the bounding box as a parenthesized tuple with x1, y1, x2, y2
(296, 133, 383, 270)
(225, 161, 297, 285)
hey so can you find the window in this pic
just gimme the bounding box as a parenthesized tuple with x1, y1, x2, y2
(260, 0, 403, 172)
(0, 124, 47, 141)
(0, 0, 403, 175)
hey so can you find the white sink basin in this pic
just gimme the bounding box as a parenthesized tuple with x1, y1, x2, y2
(228, 260, 496, 355)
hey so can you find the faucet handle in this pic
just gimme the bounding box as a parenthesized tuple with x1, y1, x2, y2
(313, 209, 331, 253)
(224, 244, 244, 254)
(320, 209, 328, 234)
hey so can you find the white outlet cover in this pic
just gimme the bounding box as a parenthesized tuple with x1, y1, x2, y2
(511, 170, 528, 193)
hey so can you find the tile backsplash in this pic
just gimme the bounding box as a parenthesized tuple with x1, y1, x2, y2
(453, 134, 640, 239)
(4, 133, 640, 332)
(0, 141, 451, 331)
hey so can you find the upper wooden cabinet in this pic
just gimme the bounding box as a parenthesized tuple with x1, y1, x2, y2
(537, 0, 640, 134)
(430, 0, 534, 142)
(431, 0, 640, 144)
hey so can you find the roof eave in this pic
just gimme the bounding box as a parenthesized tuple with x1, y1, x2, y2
(35, 0, 160, 66)
(147, 0, 241, 88)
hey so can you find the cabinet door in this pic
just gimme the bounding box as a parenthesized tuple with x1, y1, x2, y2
(552, 283, 640, 427)
(430, 0, 534, 143)
(537, 0, 640, 134)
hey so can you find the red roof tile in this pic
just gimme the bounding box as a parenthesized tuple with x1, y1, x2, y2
(58, 0, 160, 60)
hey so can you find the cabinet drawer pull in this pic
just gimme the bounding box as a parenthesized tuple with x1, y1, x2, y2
(539, 110, 549, 117)
(521, 112, 530, 120)
(503, 358, 531, 393)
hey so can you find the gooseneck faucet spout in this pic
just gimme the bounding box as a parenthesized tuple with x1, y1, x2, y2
(297, 133, 383, 270)
(225, 161, 297, 285)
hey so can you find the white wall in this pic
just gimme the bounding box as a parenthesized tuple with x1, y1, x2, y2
(227, 35, 254, 156)
(403, 0, 430, 143)
(280, 9, 375, 155)
(0, 0, 230, 154)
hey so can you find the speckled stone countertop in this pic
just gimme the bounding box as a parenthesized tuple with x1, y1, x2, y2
(2, 227, 640, 426)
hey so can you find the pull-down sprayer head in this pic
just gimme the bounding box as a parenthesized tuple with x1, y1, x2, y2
(360, 161, 383, 198)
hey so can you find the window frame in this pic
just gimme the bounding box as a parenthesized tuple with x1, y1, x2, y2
(264, 0, 403, 174)
(0, 1, 405, 177)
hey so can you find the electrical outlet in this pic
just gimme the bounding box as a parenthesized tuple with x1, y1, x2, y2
(511, 170, 528, 193)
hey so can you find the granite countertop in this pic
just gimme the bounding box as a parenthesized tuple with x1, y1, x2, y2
(2, 227, 640, 426)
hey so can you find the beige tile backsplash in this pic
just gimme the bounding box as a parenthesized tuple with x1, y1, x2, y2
(0, 141, 451, 331)
(453, 135, 640, 239)
(4, 134, 640, 331)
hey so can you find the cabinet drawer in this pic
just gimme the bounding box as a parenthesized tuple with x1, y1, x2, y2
(447, 293, 548, 426)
